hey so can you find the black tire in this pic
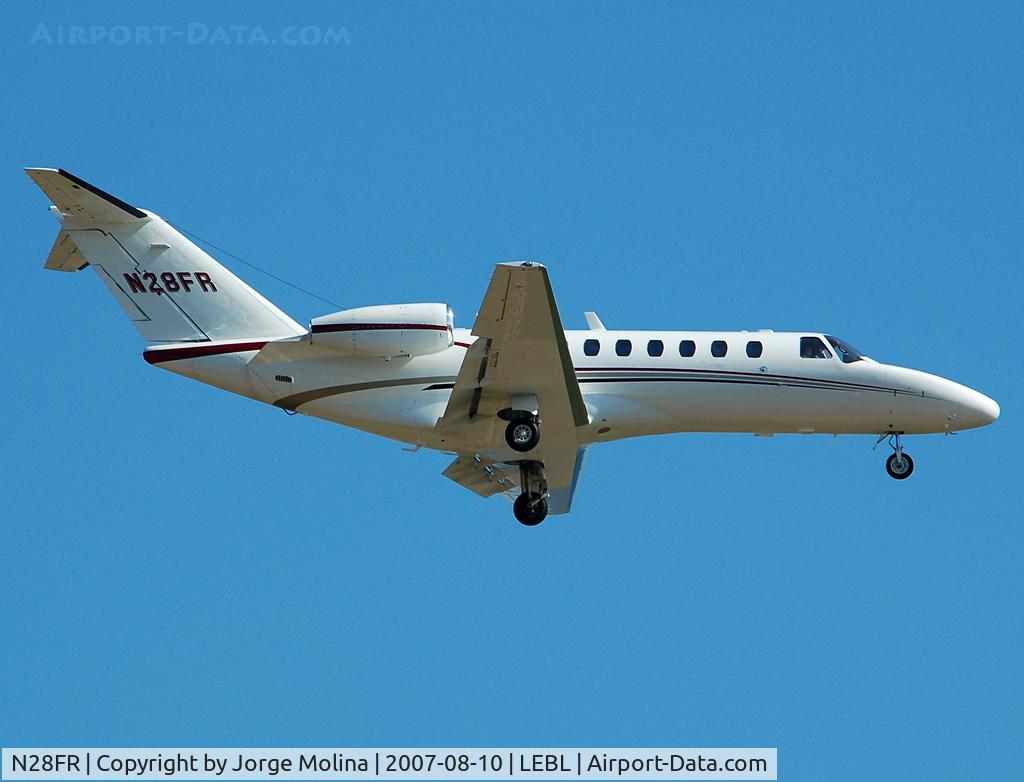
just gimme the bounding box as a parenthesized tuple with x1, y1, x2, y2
(886, 452, 915, 480)
(513, 492, 548, 526)
(505, 417, 540, 452)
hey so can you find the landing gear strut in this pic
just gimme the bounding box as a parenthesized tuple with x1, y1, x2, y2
(513, 460, 548, 526)
(878, 432, 914, 480)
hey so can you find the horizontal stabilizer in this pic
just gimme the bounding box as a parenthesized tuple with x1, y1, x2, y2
(44, 229, 88, 272)
(25, 167, 146, 223)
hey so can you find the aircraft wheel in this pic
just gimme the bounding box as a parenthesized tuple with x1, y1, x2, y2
(505, 417, 540, 452)
(514, 492, 548, 526)
(886, 452, 914, 480)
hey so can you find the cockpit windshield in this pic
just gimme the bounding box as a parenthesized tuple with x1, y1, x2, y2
(824, 335, 865, 363)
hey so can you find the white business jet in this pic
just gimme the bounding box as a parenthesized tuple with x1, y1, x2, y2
(27, 168, 1000, 525)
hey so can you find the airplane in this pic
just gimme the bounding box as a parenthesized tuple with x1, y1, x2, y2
(26, 168, 1000, 525)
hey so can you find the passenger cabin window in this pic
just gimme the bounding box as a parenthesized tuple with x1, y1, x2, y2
(615, 339, 632, 357)
(679, 340, 696, 357)
(711, 340, 728, 358)
(825, 335, 864, 364)
(746, 340, 763, 358)
(800, 336, 833, 359)
(647, 339, 664, 357)
(583, 339, 600, 357)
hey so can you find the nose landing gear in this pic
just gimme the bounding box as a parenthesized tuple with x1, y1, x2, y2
(878, 432, 915, 480)
(886, 451, 915, 479)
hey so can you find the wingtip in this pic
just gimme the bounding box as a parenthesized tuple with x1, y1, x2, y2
(498, 260, 547, 270)
(24, 167, 56, 183)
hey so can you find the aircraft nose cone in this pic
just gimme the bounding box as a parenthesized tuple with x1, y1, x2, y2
(975, 392, 1000, 425)
(960, 388, 1000, 428)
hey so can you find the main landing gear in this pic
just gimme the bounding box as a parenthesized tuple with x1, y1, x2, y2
(878, 432, 915, 480)
(500, 400, 547, 524)
(513, 460, 549, 526)
(502, 410, 540, 453)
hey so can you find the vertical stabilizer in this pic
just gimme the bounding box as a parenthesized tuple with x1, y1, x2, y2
(26, 168, 306, 344)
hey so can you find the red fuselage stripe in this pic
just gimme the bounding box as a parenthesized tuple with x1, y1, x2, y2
(143, 341, 269, 365)
(311, 322, 450, 334)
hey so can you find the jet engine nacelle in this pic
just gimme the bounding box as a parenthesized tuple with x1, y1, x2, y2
(309, 302, 454, 357)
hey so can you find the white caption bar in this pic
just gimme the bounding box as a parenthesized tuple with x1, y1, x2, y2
(2, 749, 776, 781)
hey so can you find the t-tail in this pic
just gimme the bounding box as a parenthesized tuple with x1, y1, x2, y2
(25, 168, 306, 346)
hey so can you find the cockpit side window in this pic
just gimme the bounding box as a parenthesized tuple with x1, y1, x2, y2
(800, 336, 833, 359)
(825, 335, 864, 363)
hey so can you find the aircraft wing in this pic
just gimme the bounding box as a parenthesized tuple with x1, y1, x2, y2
(437, 262, 589, 514)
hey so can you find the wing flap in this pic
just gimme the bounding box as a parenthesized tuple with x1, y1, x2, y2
(442, 455, 518, 499)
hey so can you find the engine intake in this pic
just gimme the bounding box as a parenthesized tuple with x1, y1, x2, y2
(310, 303, 453, 357)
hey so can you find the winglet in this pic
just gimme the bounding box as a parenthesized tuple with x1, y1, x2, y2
(584, 311, 606, 330)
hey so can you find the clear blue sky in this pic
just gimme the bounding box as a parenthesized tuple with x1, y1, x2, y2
(2, 2, 1021, 780)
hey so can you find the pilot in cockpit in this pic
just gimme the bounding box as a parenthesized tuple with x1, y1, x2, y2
(801, 337, 832, 359)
